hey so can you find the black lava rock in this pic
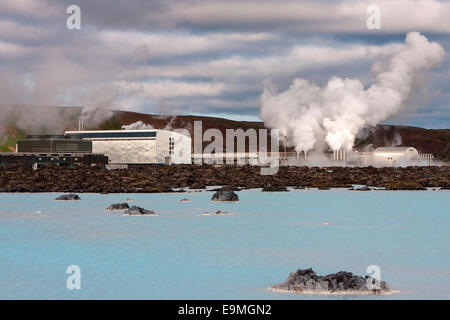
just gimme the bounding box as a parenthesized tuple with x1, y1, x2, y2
(211, 189, 239, 201)
(1, 164, 448, 192)
(124, 205, 156, 215)
(106, 203, 130, 210)
(55, 194, 80, 201)
(271, 268, 392, 294)
(262, 185, 288, 192)
(215, 210, 231, 215)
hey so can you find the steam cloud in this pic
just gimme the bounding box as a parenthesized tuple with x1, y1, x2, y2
(121, 117, 180, 131)
(121, 121, 155, 130)
(260, 32, 445, 153)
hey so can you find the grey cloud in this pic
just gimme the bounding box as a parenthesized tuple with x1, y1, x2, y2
(0, 0, 448, 131)
(36, 0, 450, 34)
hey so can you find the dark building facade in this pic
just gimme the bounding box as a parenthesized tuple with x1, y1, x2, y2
(17, 135, 92, 153)
(1, 135, 107, 168)
(0, 153, 108, 168)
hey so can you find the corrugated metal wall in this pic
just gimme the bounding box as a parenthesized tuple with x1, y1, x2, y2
(17, 140, 92, 153)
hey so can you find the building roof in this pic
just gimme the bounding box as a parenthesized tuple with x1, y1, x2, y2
(65, 130, 158, 139)
(66, 129, 158, 133)
(64, 129, 191, 140)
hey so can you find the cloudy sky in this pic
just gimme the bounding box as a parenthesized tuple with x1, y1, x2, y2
(0, 0, 449, 128)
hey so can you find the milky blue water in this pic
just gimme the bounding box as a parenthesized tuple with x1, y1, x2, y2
(0, 189, 449, 300)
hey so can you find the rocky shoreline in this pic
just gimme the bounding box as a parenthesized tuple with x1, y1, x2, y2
(0, 163, 448, 193)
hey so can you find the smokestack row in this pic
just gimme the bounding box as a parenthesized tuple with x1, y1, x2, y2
(333, 149, 346, 161)
(419, 153, 434, 166)
(259, 33, 444, 156)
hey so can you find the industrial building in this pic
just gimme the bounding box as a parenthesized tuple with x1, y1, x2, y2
(2, 127, 432, 168)
(329, 146, 428, 166)
(372, 147, 420, 166)
(262, 146, 429, 166)
(17, 135, 92, 153)
(0, 135, 107, 168)
(64, 129, 192, 165)
(0, 152, 108, 168)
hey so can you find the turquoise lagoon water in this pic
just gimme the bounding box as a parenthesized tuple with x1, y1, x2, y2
(0, 189, 448, 299)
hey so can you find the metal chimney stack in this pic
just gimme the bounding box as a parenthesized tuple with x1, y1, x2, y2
(78, 118, 84, 131)
(334, 149, 346, 161)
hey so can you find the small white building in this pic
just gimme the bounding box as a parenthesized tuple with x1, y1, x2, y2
(64, 129, 191, 164)
(372, 147, 419, 166)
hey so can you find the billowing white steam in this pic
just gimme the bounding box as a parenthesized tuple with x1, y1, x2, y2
(121, 121, 155, 130)
(260, 32, 445, 152)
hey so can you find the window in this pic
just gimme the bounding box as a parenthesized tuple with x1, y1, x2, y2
(169, 137, 174, 155)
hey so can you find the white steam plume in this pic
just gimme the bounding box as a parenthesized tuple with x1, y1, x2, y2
(121, 121, 155, 130)
(260, 32, 445, 152)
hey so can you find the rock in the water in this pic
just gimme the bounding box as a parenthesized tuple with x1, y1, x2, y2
(271, 268, 392, 294)
(124, 205, 156, 215)
(180, 198, 191, 202)
(262, 185, 288, 192)
(55, 194, 80, 201)
(353, 186, 371, 191)
(107, 203, 129, 210)
(211, 188, 239, 201)
(215, 210, 231, 215)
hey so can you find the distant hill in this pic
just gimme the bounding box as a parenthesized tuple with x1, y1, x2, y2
(1, 106, 449, 162)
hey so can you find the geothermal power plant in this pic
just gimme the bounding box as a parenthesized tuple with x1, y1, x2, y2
(0, 126, 435, 168)
(0, 34, 444, 169)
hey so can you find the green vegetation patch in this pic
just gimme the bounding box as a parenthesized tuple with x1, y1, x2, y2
(0, 127, 27, 152)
